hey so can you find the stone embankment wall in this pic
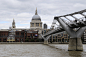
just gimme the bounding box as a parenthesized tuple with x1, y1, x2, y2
(0, 42, 44, 44)
(0, 42, 69, 44)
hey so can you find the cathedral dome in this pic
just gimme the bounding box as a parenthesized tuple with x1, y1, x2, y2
(32, 8, 41, 21)
(32, 15, 41, 20)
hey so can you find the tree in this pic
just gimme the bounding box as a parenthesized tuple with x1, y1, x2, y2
(31, 39, 35, 42)
(25, 37, 29, 42)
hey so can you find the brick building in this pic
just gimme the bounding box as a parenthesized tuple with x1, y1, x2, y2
(26, 30, 38, 42)
(0, 30, 9, 42)
(0, 29, 38, 42)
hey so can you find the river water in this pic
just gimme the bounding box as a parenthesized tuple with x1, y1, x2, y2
(0, 44, 86, 57)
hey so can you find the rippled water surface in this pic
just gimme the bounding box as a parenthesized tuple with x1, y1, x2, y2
(0, 44, 86, 57)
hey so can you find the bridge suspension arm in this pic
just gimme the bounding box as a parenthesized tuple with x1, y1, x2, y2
(54, 17, 76, 38)
(46, 35, 51, 40)
(40, 34, 51, 40)
(60, 18, 71, 27)
(76, 26, 86, 38)
(40, 34, 45, 39)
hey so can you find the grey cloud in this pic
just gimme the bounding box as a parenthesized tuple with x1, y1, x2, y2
(0, 0, 86, 29)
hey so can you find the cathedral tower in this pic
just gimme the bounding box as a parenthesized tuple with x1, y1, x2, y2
(12, 18, 16, 28)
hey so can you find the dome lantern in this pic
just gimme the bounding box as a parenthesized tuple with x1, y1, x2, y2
(35, 7, 38, 15)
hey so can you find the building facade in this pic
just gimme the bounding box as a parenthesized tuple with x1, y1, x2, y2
(0, 30, 9, 42)
(0, 29, 38, 42)
(42, 29, 69, 43)
(81, 30, 86, 43)
(26, 30, 38, 42)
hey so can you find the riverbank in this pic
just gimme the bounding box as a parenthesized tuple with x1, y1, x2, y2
(0, 42, 69, 44)
(0, 42, 44, 44)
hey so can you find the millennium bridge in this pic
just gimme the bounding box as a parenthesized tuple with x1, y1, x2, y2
(41, 9, 86, 51)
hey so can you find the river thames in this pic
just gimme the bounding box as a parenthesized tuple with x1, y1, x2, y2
(0, 44, 86, 57)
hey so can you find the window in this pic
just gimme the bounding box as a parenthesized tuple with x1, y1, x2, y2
(21, 32, 24, 35)
(44, 30, 46, 34)
(65, 39, 68, 42)
(33, 34, 35, 36)
(58, 34, 61, 36)
(31, 34, 32, 36)
(0, 38, 1, 41)
(17, 39, 19, 40)
(58, 39, 61, 42)
(21, 32, 24, 37)
(33, 36, 34, 38)
(32, 23, 34, 27)
(10, 38, 12, 40)
(16, 32, 19, 35)
(62, 38, 64, 42)
(28, 36, 30, 37)
(36, 23, 39, 26)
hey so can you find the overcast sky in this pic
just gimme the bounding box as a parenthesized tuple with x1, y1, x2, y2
(0, 0, 86, 29)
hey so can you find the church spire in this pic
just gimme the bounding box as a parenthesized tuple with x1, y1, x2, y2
(12, 18, 16, 28)
(35, 7, 38, 15)
(13, 18, 15, 23)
